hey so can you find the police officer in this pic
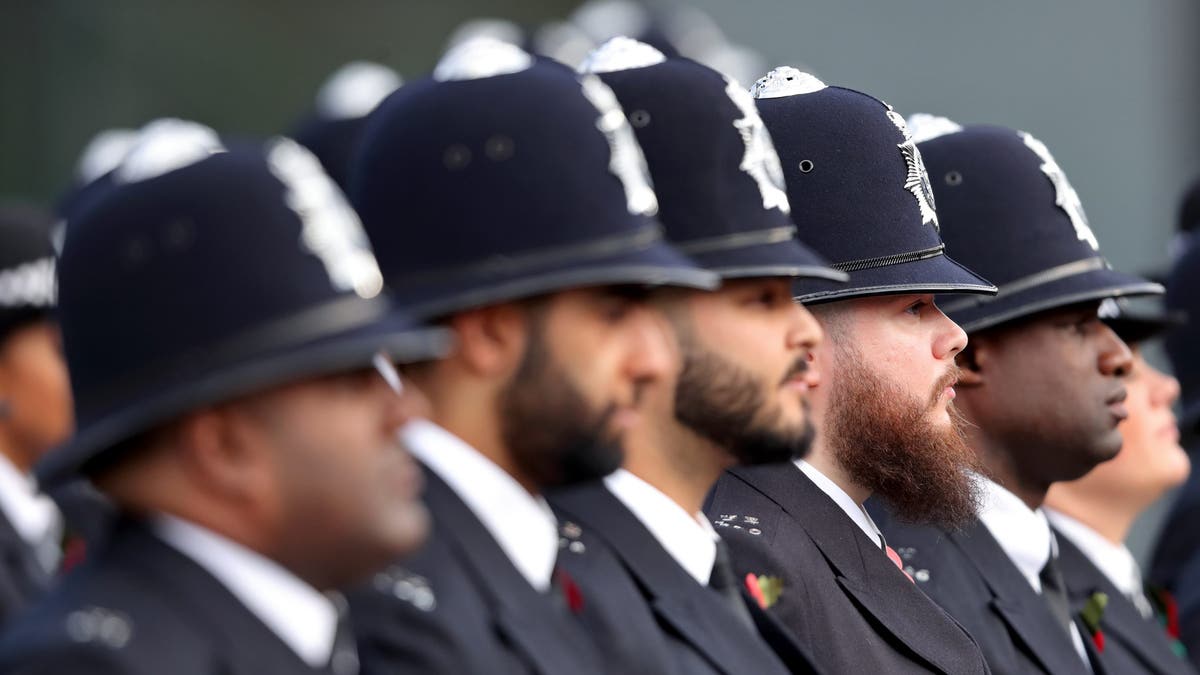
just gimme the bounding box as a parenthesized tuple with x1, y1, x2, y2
(0, 125, 449, 673)
(879, 118, 1163, 675)
(546, 38, 843, 675)
(345, 38, 718, 675)
(0, 204, 70, 629)
(290, 61, 402, 192)
(1150, 192, 1200, 667)
(1043, 297, 1196, 674)
(703, 70, 996, 675)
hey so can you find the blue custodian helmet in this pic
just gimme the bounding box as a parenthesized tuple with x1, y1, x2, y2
(351, 38, 719, 320)
(749, 69, 996, 304)
(911, 119, 1163, 334)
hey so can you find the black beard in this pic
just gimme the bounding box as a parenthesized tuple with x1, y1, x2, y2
(825, 343, 982, 529)
(500, 330, 623, 489)
(674, 342, 814, 466)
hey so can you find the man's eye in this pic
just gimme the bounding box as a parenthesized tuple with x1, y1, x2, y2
(602, 300, 634, 322)
(757, 290, 779, 306)
(905, 300, 928, 316)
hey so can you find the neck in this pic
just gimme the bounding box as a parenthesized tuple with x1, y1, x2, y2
(428, 407, 539, 495)
(622, 406, 726, 516)
(411, 370, 540, 496)
(805, 436, 870, 505)
(0, 435, 33, 475)
(966, 427, 1047, 511)
(1045, 489, 1140, 545)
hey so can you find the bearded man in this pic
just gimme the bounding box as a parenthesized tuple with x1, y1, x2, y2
(545, 41, 842, 675)
(878, 119, 1163, 675)
(344, 40, 718, 675)
(704, 70, 995, 675)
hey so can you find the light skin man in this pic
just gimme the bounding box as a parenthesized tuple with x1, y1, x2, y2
(706, 70, 996, 675)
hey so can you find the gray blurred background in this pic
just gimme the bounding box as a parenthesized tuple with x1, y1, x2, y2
(2, 0, 1198, 560)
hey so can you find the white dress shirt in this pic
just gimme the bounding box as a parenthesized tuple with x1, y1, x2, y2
(153, 514, 339, 668)
(403, 419, 559, 592)
(974, 475, 1092, 669)
(795, 459, 884, 548)
(0, 452, 62, 573)
(1045, 508, 1154, 618)
(604, 468, 717, 585)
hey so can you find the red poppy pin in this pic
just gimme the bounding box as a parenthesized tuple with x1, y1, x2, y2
(1148, 585, 1189, 659)
(745, 573, 783, 609)
(1079, 591, 1108, 653)
(60, 534, 88, 575)
(554, 568, 585, 614)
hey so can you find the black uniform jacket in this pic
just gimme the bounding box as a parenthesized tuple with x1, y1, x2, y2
(880, 515, 1104, 675)
(348, 468, 605, 675)
(1151, 465, 1200, 670)
(0, 516, 342, 674)
(0, 507, 50, 630)
(549, 480, 821, 675)
(1150, 451, 1200, 593)
(1053, 529, 1197, 675)
(705, 463, 991, 675)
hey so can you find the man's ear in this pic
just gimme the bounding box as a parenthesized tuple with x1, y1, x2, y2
(955, 341, 986, 387)
(175, 407, 267, 501)
(446, 303, 529, 377)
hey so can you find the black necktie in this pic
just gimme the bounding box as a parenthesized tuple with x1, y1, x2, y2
(710, 538, 756, 631)
(1039, 551, 1075, 638)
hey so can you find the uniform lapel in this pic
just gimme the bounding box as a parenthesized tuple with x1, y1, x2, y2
(729, 463, 978, 675)
(0, 509, 49, 610)
(552, 481, 791, 675)
(110, 518, 327, 674)
(746, 589, 824, 674)
(421, 471, 602, 675)
(948, 519, 1092, 675)
(1054, 530, 1194, 675)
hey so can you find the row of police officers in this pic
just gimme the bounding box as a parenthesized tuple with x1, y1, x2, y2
(0, 31, 1197, 675)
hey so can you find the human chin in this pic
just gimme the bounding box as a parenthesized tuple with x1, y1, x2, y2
(773, 389, 811, 426)
(927, 400, 955, 427)
(729, 418, 813, 465)
(1100, 424, 1125, 454)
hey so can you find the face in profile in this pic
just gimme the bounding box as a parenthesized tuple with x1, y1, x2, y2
(0, 320, 74, 471)
(501, 286, 676, 488)
(668, 277, 823, 465)
(965, 303, 1134, 486)
(813, 294, 982, 527)
(1049, 345, 1189, 510)
(242, 362, 430, 586)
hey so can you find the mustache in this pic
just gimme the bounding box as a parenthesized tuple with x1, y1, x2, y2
(928, 365, 961, 409)
(778, 355, 810, 387)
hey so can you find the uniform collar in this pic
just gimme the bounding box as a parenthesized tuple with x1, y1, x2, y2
(794, 459, 883, 548)
(0, 452, 61, 563)
(603, 468, 718, 585)
(1045, 507, 1143, 598)
(974, 473, 1052, 592)
(152, 514, 340, 668)
(975, 477, 1094, 669)
(403, 418, 559, 591)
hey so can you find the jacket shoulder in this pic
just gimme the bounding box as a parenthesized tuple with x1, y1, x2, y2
(348, 533, 480, 674)
(706, 469, 788, 545)
(0, 562, 215, 675)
